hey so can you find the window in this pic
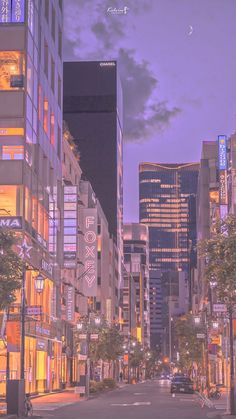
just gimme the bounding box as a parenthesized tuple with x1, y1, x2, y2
(50, 113, 55, 145)
(58, 76, 61, 108)
(51, 57, 55, 92)
(1, 146, 24, 160)
(44, 41, 48, 77)
(0, 51, 25, 90)
(97, 277, 101, 285)
(43, 98, 48, 133)
(58, 28, 62, 58)
(57, 125, 61, 158)
(45, 0, 49, 22)
(0, 185, 22, 216)
(38, 85, 41, 121)
(51, 7, 55, 41)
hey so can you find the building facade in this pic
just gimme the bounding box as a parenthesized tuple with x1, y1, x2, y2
(63, 60, 123, 290)
(0, 0, 64, 395)
(139, 162, 199, 350)
(123, 223, 150, 347)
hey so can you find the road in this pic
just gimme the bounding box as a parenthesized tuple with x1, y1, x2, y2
(35, 380, 220, 419)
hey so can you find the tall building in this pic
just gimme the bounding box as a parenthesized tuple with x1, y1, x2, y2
(139, 162, 199, 350)
(79, 180, 120, 323)
(123, 223, 150, 347)
(63, 61, 123, 251)
(0, 0, 63, 395)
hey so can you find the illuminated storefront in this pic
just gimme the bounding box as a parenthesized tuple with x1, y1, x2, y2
(0, 0, 64, 396)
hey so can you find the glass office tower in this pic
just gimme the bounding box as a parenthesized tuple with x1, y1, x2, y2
(139, 162, 199, 349)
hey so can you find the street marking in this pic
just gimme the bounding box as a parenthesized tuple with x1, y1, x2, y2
(134, 392, 146, 395)
(111, 402, 151, 407)
(179, 398, 195, 402)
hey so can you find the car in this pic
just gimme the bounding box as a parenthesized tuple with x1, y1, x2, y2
(160, 373, 170, 380)
(170, 376, 194, 394)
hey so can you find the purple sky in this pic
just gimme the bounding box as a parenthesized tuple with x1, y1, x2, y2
(63, 0, 236, 222)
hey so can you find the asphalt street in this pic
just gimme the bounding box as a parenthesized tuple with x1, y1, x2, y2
(35, 380, 221, 419)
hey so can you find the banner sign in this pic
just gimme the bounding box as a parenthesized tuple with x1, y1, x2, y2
(26, 305, 42, 316)
(218, 135, 227, 170)
(63, 186, 78, 269)
(81, 209, 97, 297)
(66, 286, 75, 322)
(6, 321, 20, 352)
(0, 216, 22, 229)
(0, 0, 25, 23)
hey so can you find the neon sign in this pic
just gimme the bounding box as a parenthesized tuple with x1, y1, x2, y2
(218, 135, 227, 170)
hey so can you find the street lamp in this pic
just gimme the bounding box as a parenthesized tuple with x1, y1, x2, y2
(194, 315, 201, 325)
(34, 273, 45, 293)
(94, 316, 101, 326)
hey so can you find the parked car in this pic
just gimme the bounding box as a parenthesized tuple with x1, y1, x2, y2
(170, 376, 194, 394)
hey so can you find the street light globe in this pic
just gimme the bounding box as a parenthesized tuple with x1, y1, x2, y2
(95, 317, 101, 326)
(194, 316, 201, 325)
(132, 341, 136, 347)
(77, 322, 83, 330)
(34, 273, 45, 293)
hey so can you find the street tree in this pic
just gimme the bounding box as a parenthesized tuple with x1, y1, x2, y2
(198, 214, 236, 302)
(198, 214, 236, 413)
(0, 229, 23, 311)
(174, 315, 203, 374)
(97, 325, 123, 378)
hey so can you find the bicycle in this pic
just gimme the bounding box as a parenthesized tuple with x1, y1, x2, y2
(24, 393, 33, 417)
(209, 386, 221, 400)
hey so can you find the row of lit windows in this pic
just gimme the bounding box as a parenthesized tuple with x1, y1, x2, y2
(150, 248, 188, 252)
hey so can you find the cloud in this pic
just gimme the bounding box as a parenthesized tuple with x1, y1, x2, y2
(63, 0, 181, 142)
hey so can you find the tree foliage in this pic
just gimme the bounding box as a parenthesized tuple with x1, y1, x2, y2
(0, 229, 23, 310)
(97, 325, 123, 362)
(198, 215, 236, 303)
(174, 314, 204, 372)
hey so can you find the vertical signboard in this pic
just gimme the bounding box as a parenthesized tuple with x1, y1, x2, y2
(218, 135, 228, 219)
(66, 286, 75, 322)
(81, 209, 97, 296)
(63, 186, 78, 268)
(0, 0, 25, 23)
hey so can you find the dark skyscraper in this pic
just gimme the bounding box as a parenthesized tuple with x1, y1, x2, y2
(139, 162, 199, 349)
(63, 61, 123, 246)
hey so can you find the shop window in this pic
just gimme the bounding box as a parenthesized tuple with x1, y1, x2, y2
(2, 145, 24, 160)
(0, 51, 25, 90)
(43, 98, 48, 133)
(50, 113, 55, 145)
(25, 187, 31, 223)
(0, 185, 22, 216)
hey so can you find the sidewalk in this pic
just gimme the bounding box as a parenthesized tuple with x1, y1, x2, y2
(0, 387, 82, 416)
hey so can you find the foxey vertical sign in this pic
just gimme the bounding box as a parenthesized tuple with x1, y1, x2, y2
(81, 209, 97, 296)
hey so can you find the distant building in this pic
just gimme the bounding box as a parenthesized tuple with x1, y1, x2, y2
(79, 180, 120, 323)
(123, 223, 150, 347)
(139, 162, 199, 350)
(121, 264, 137, 339)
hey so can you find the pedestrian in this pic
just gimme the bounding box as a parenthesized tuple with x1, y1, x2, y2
(119, 371, 123, 382)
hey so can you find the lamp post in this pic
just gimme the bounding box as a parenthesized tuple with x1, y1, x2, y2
(194, 311, 210, 395)
(76, 314, 101, 397)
